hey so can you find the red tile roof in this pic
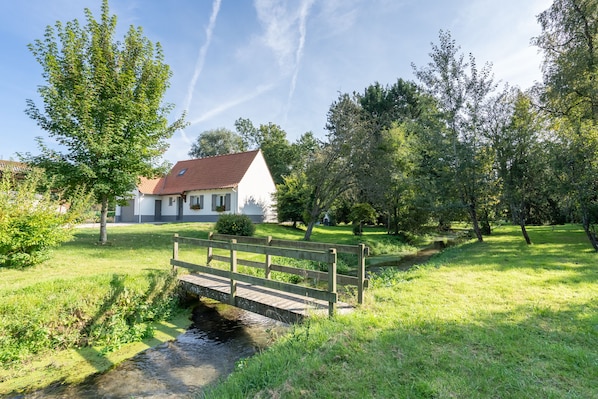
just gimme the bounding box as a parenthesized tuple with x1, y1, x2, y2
(138, 176, 165, 194)
(140, 150, 261, 195)
(0, 160, 28, 173)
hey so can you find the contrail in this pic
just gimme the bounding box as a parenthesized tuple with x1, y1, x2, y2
(189, 83, 276, 126)
(179, 0, 221, 144)
(183, 0, 222, 113)
(285, 0, 314, 121)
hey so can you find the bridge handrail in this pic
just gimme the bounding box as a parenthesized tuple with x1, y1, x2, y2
(171, 234, 339, 316)
(208, 232, 368, 304)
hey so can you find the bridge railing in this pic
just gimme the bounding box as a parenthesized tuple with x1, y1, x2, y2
(207, 233, 369, 304)
(171, 234, 341, 317)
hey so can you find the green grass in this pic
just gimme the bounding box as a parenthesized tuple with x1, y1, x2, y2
(1, 223, 596, 397)
(200, 224, 597, 398)
(0, 222, 402, 394)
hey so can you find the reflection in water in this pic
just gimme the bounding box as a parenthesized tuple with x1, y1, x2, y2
(20, 301, 288, 399)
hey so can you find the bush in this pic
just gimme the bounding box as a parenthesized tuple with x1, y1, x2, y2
(0, 169, 91, 268)
(215, 214, 256, 236)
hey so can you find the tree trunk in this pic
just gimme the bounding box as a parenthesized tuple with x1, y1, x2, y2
(480, 208, 491, 235)
(514, 202, 532, 245)
(520, 219, 532, 245)
(581, 210, 598, 252)
(468, 204, 483, 242)
(304, 220, 316, 241)
(99, 196, 108, 245)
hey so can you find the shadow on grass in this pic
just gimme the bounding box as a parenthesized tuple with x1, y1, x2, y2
(362, 300, 598, 398)
(423, 226, 598, 285)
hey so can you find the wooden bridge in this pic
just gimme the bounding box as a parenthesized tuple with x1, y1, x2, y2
(171, 233, 369, 323)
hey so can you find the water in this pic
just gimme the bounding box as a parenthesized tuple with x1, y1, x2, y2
(18, 301, 288, 399)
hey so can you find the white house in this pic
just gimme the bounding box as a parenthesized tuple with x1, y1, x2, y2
(115, 150, 277, 223)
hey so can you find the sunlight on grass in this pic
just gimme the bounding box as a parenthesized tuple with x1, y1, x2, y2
(2, 222, 596, 398)
(202, 224, 597, 398)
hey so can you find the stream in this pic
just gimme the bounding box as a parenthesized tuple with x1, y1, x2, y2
(17, 301, 288, 399)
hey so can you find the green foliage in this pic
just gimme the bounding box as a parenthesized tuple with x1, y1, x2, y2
(215, 214, 256, 236)
(0, 169, 91, 268)
(24, 0, 186, 244)
(533, 0, 598, 250)
(274, 172, 309, 227)
(84, 272, 180, 353)
(350, 203, 377, 235)
(0, 270, 181, 366)
(188, 128, 247, 158)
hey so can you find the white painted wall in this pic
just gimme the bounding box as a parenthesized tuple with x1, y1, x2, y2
(237, 151, 276, 222)
(161, 195, 178, 217)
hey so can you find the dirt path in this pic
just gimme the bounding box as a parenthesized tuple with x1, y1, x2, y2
(367, 241, 448, 273)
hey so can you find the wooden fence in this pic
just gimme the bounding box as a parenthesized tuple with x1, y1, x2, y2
(208, 233, 369, 304)
(170, 233, 369, 317)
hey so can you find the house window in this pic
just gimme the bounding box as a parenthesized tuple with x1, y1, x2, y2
(190, 195, 204, 210)
(177, 168, 188, 176)
(212, 193, 231, 212)
(168, 197, 174, 206)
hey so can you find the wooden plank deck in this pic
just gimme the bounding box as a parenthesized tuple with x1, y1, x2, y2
(179, 272, 354, 324)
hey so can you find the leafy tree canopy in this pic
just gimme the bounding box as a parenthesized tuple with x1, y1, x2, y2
(188, 128, 246, 158)
(24, 0, 186, 244)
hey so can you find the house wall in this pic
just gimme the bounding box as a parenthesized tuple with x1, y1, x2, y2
(116, 193, 163, 223)
(173, 189, 235, 222)
(237, 151, 277, 222)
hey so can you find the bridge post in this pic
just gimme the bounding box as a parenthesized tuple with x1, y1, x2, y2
(172, 234, 179, 271)
(357, 243, 365, 304)
(265, 236, 272, 279)
(207, 232, 214, 266)
(328, 248, 337, 317)
(229, 239, 237, 306)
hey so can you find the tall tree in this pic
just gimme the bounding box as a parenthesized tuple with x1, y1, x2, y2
(533, 0, 598, 251)
(303, 93, 364, 240)
(188, 128, 246, 158)
(413, 30, 497, 241)
(357, 79, 426, 232)
(488, 88, 550, 244)
(234, 118, 295, 184)
(25, 0, 185, 244)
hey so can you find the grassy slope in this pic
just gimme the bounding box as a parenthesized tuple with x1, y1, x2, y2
(0, 222, 399, 394)
(0, 223, 214, 394)
(201, 225, 597, 398)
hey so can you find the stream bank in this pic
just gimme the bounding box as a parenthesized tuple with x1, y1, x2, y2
(9, 300, 288, 399)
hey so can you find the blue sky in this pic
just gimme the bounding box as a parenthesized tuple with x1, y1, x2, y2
(0, 0, 551, 164)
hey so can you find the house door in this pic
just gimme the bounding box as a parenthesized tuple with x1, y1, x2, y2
(120, 199, 135, 222)
(176, 197, 183, 220)
(154, 200, 162, 222)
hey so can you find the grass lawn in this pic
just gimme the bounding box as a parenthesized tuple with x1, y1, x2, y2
(1, 222, 596, 398)
(201, 224, 598, 398)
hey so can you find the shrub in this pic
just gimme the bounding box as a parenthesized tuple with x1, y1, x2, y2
(215, 214, 256, 236)
(0, 169, 91, 268)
